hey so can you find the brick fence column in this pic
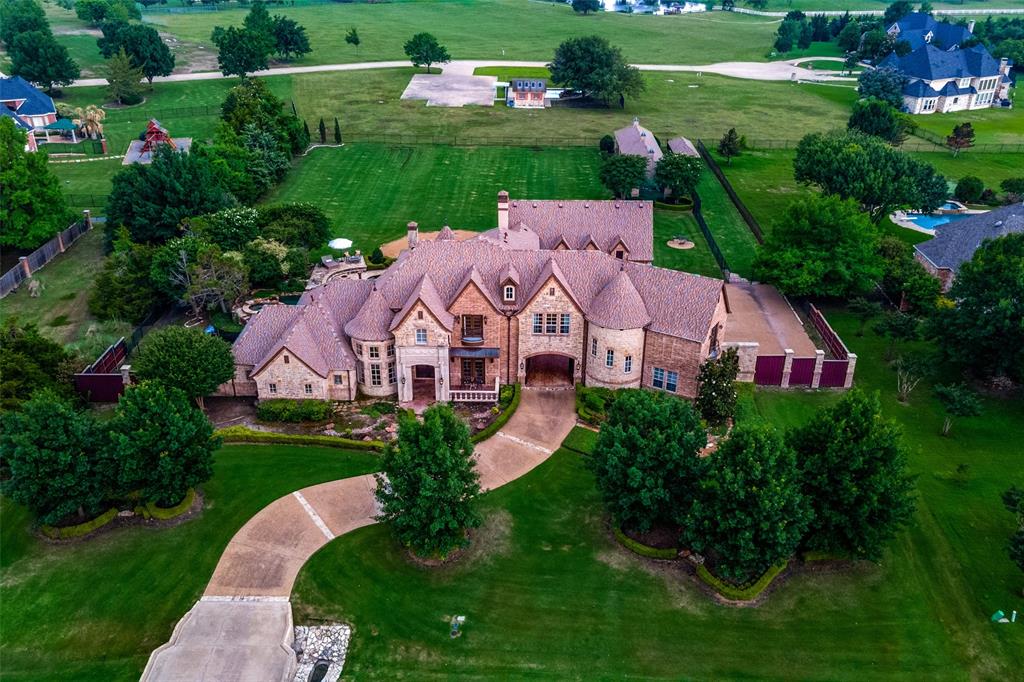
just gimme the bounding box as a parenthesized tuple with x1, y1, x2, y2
(83, 209, 92, 230)
(810, 349, 824, 389)
(843, 353, 858, 389)
(19, 256, 31, 277)
(57, 231, 66, 253)
(780, 348, 794, 388)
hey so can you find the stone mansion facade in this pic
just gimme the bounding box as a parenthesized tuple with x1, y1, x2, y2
(222, 192, 728, 403)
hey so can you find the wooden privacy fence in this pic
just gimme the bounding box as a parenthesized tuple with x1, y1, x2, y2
(0, 214, 92, 299)
(750, 305, 856, 389)
(809, 304, 856, 389)
(74, 338, 129, 403)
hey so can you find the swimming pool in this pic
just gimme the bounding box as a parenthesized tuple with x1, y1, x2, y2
(903, 212, 973, 230)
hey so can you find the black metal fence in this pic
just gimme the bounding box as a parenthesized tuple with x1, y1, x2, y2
(696, 139, 765, 245)
(691, 192, 729, 278)
(344, 131, 605, 148)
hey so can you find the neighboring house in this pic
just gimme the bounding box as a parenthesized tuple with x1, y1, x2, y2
(880, 13, 1013, 114)
(914, 203, 1024, 291)
(614, 117, 662, 179)
(506, 79, 547, 108)
(224, 191, 727, 403)
(0, 75, 57, 152)
(667, 136, 700, 157)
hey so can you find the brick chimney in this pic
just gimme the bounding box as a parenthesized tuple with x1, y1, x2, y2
(497, 190, 509, 230)
(407, 221, 419, 250)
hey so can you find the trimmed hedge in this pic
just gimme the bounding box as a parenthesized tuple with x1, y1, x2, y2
(471, 384, 521, 443)
(613, 526, 679, 560)
(654, 198, 695, 212)
(41, 508, 118, 539)
(256, 399, 333, 423)
(145, 489, 196, 520)
(216, 425, 384, 451)
(576, 385, 619, 425)
(696, 561, 788, 601)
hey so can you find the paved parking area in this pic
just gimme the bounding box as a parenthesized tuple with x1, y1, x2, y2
(724, 281, 816, 356)
(400, 73, 498, 107)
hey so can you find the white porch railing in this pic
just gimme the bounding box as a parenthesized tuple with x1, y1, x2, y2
(449, 377, 500, 403)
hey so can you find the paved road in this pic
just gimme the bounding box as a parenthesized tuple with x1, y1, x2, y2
(142, 388, 578, 682)
(69, 57, 854, 88)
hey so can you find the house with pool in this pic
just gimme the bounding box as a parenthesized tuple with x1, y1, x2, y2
(914, 202, 1024, 291)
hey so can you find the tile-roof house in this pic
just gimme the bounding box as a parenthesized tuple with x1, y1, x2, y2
(0, 75, 58, 151)
(222, 191, 728, 404)
(506, 78, 547, 109)
(914, 203, 1024, 291)
(614, 117, 662, 179)
(880, 14, 1013, 114)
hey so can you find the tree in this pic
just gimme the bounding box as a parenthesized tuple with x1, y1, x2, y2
(317, 117, 326, 144)
(88, 229, 161, 324)
(848, 97, 914, 145)
(109, 382, 217, 506)
(106, 145, 233, 245)
(599, 154, 648, 199)
(132, 326, 235, 408)
(270, 14, 311, 60)
(9, 30, 80, 93)
(103, 48, 144, 105)
(893, 355, 928, 403)
(403, 32, 450, 73)
(954, 175, 984, 204)
(774, 19, 800, 53)
(189, 206, 260, 251)
(260, 203, 332, 249)
(548, 35, 645, 104)
(717, 128, 741, 165)
(927, 234, 1024, 383)
(97, 21, 175, 85)
(837, 20, 862, 53)
(654, 153, 703, 200)
(0, 320, 76, 411)
(794, 130, 947, 221)
(685, 423, 810, 582)
(211, 25, 270, 77)
(572, 0, 601, 14)
(220, 77, 307, 156)
(883, 0, 913, 25)
(754, 195, 882, 298)
(946, 122, 975, 157)
(75, 0, 109, 24)
(333, 117, 342, 145)
(0, 118, 75, 249)
(184, 247, 249, 316)
(933, 383, 982, 437)
(149, 235, 207, 301)
(374, 404, 481, 558)
(695, 348, 739, 425)
(873, 310, 920, 361)
(599, 134, 615, 154)
(857, 68, 908, 110)
(877, 235, 940, 314)
(918, 1, 933, 14)
(859, 29, 895, 61)
(0, 0, 48, 46)
(790, 389, 916, 559)
(243, 0, 274, 39)
(848, 297, 882, 337)
(588, 390, 707, 533)
(1002, 487, 1024, 580)
(1000, 177, 1024, 203)
(0, 391, 109, 525)
(345, 27, 360, 51)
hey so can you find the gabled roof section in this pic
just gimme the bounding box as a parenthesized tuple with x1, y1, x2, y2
(914, 203, 1024, 272)
(389, 273, 454, 331)
(452, 265, 502, 312)
(502, 199, 654, 261)
(0, 76, 55, 116)
(437, 225, 456, 240)
(251, 302, 355, 378)
(882, 43, 1001, 82)
(667, 136, 700, 157)
(588, 269, 650, 329)
(499, 261, 520, 286)
(521, 256, 584, 312)
(0, 106, 32, 130)
(889, 13, 972, 51)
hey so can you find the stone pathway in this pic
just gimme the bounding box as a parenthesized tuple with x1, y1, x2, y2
(142, 388, 577, 681)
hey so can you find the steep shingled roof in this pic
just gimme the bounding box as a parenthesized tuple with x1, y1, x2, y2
(0, 76, 56, 117)
(880, 44, 1001, 81)
(344, 285, 394, 341)
(588, 269, 651, 329)
(915, 203, 1024, 272)
(389, 273, 455, 331)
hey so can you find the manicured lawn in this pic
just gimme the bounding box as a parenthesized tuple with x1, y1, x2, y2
(694, 170, 759, 278)
(50, 159, 124, 212)
(652, 209, 722, 278)
(145, 2, 786, 67)
(265, 143, 609, 252)
(0, 228, 128, 356)
(913, 99, 1024, 147)
(0, 445, 381, 681)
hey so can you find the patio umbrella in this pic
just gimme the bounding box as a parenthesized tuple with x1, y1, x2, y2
(328, 238, 353, 250)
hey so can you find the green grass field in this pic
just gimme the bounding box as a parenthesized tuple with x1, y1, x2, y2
(913, 101, 1024, 147)
(652, 209, 723, 278)
(291, 309, 1024, 679)
(695, 170, 760, 277)
(0, 444, 381, 680)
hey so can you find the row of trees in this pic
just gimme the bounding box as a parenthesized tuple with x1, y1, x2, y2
(597, 149, 703, 200)
(589, 388, 916, 581)
(0, 0, 80, 92)
(211, 0, 311, 77)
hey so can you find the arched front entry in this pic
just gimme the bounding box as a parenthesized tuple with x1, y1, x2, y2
(524, 354, 574, 387)
(411, 364, 436, 400)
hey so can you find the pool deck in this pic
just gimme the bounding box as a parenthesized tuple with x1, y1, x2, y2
(890, 208, 987, 234)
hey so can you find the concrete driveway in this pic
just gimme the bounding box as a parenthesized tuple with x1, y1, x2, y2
(401, 72, 498, 107)
(142, 388, 577, 681)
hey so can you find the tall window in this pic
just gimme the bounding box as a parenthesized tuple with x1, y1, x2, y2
(504, 285, 516, 301)
(369, 345, 380, 359)
(652, 367, 665, 389)
(356, 360, 364, 384)
(283, 355, 290, 364)
(462, 314, 483, 340)
(624, 355, 632, 373)
(387, 362, 396, 384)
(709, 324, 720, 358)
(591, 337, 598, 356)
(415, 329, 427, 345)
(304, 383, 313, 395)
(560, 313, 570, 335)
(533, 313, 543, 334)
(651, 367, 678, 392)
(355, 342, 363, 356)
(269, 382, 278, 394)
(387, 343, 395, 358)
(370, 363, 382, 386)
(666, 371, 679, 393)
(545, 313, 558, 334)
(605, 349, 615, 368)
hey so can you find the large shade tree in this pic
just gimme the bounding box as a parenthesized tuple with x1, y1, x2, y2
(654, 153, 703, 200)
(375, 404, 481, 558)
(9, 30, 80, 93)
(789, 389, 917, 560)
(131, 326, 235, 408)
(97, 21, 175, 84)
(588, 390, 708, 533)
(0, 0, 48, 46)
(0, 320, 76, 411)
(403, 32, 450, 73)
(599, 154, 648, 199)
(548, 35, 645, 104)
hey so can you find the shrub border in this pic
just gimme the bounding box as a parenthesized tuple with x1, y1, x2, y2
(613, 526, 679, 560)
(470, 384, 521, 443)
(216, 425, 384, 451)
(696, 561, 788, 601)
(41, 507, 118, 539)
(654, 199, 694, 212)
(145, 489, 197, 520)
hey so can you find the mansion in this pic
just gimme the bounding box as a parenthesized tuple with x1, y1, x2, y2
(223, 192, 728, 403)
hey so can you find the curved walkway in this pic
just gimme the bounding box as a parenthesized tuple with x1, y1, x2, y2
(142, 388, 577, 681)
(69, 57, 854, 89)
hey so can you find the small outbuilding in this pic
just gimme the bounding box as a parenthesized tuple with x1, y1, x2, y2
(506, 79, 548, 109)
(614, 117, 662, 178)
(123, 119, 192, 165)
(667, 136, 700, 158)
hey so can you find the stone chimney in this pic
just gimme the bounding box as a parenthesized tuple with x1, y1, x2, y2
(967, 20, 975, 34)
(407, 221, 419, 250)
(497, 190, 509, 231)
